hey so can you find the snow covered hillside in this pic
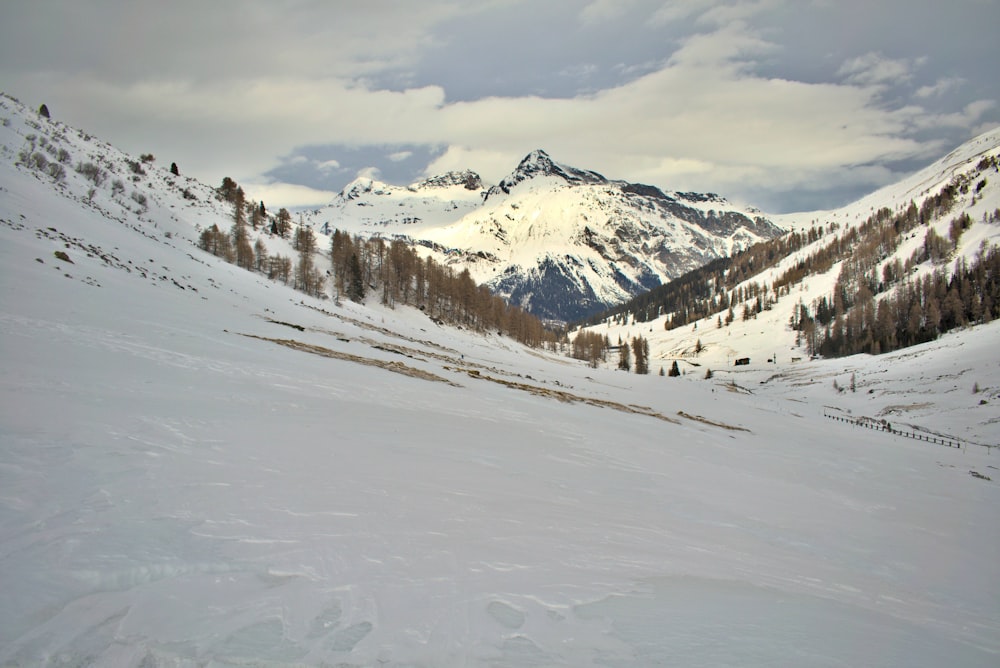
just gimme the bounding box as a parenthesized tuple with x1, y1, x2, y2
(583, 126, 1000, 446)
(1, 95, 998, 666)
(307, 150, 781, 322)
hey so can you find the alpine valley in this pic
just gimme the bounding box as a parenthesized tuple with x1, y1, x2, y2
(1, 90, 999, 667)
(305, 149, 782, 322)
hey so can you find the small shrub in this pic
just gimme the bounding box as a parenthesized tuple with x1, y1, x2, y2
(53, 250, 72, 263)
(28, 151, 48, 170)
(46, 162, 66, 181)
(76, 161, 106, 186)
(57, 147, 70, 164)
(130, 190, 148, 207)
(127, 159, 145, 176)
(111, 179, 125, 197)
(973, 382, 980, 394)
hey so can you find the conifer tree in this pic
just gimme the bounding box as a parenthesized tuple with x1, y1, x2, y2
(631, 336, 649, 374)
(276, 208, 292, 239)
(347, 252, 365, 302)
(618, 340, 631, 371)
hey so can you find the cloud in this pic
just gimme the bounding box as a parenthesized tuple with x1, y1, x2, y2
(649, 0, 717, 26)
(4, 1, 995, 213)
(915, 77, 964, 99)
(356, 166, 383, 181)
(836, 52, 920, 87)
(580, 0, 635, 25)
(666, 20, 776, 69)
(48, 16, 964, 213)
(241, 181, 339, 209)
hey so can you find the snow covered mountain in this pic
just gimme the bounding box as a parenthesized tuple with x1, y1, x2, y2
(1, 93, 999, 666)
(308, 149, 782, 322)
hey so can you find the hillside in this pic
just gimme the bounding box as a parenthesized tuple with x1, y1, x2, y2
(1, 95, 998, 666)
(579, 127, 1000, 444)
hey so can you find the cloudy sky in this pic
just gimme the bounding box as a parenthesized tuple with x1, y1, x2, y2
(3, 0, 998, 213)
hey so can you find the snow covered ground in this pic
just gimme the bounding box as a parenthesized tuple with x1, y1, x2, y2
(1, 103, 999, 666)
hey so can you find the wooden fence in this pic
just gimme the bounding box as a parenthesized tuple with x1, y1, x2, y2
(823, 412, 966, 449)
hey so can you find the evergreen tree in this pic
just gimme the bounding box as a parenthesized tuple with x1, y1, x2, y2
(276, 207, 292, 239)
(668, 360, 681, 377)
(347, 252, 365, 302)
(618, 341, 631, 371)
(294, 227, 317, 294)
(170, 162, 179, 176)
(38, 103, 50, 119)
(631, 336, 649, 374)
(219, 177, 239, 202)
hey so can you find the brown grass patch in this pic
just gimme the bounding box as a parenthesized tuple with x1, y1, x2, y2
(677, 411, 752, 432)
(460, 369, 680, 424)
(239, 333, 461, 386)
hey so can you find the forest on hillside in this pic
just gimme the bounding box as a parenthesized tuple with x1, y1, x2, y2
(575, 155, 1000, 359)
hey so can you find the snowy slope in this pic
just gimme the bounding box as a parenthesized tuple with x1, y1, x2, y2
(308, 150, 781, 322)
(584, 126, 1000, 442)
(1, 95, 999, 666)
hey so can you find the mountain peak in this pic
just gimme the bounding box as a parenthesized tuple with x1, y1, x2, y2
(412, 170, 483, 191)
(485, 150, 608, 200)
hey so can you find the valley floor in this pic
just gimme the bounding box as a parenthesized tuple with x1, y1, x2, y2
(1, 255, 998, 666)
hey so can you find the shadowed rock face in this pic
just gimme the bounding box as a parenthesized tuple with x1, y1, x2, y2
(485, 149, 608, 200)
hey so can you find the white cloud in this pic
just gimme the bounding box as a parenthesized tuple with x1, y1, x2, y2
(316, 159, 341, 171)
(241, 181, 339, 209)
(915, 77, 964, 99)
(649, 0, 717, 26)
(837, 52, 918, 87)
(388, 151, 414, 162)
(356, 166, 383, 181)
(666, 20, 775, 69)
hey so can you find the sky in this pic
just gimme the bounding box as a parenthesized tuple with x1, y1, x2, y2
(2, 0, 998, 213)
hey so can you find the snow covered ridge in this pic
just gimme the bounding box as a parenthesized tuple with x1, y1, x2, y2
(308, 149, 781, 322)
(1, 92, 999, 665)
